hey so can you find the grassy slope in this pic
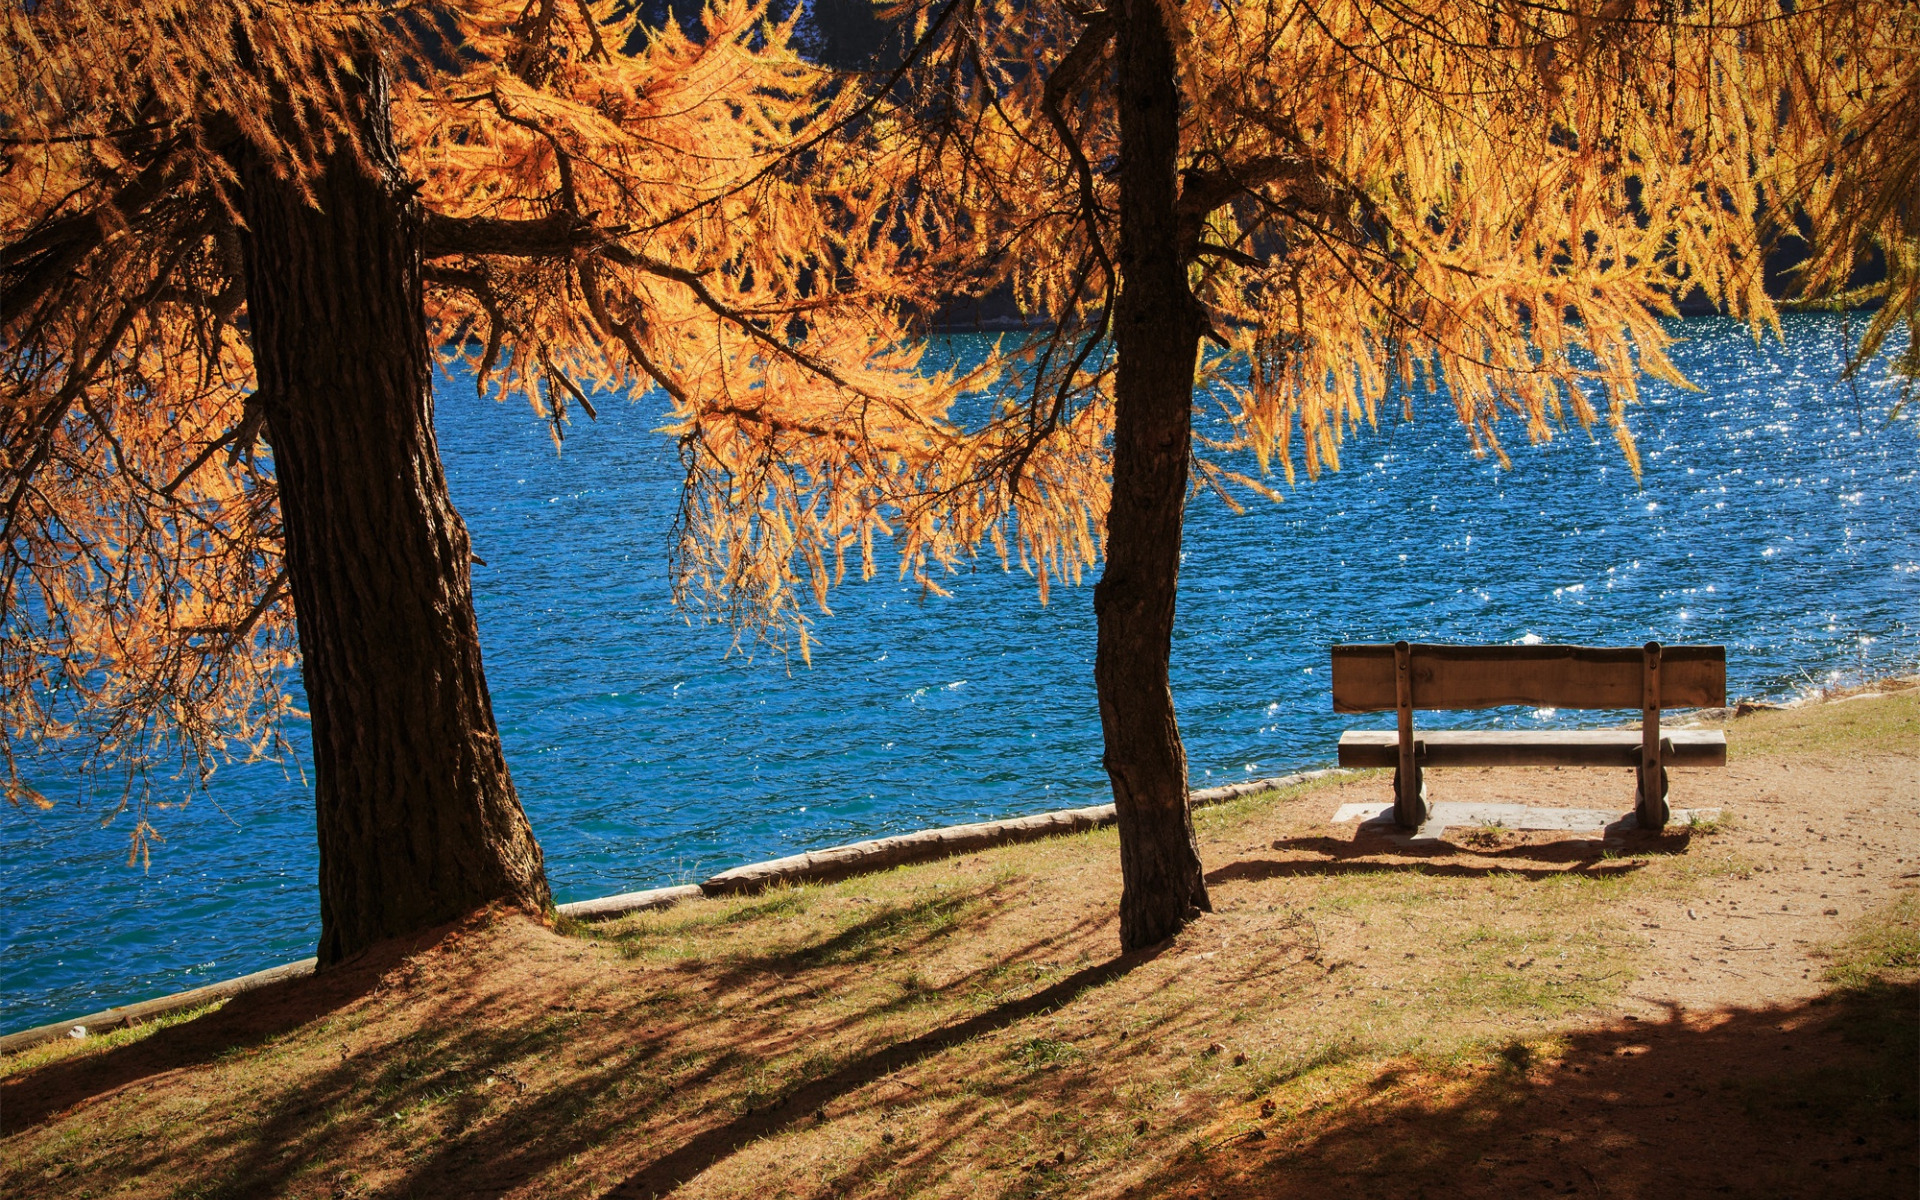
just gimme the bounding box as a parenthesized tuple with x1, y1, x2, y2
(2, 692, 1915, 1199)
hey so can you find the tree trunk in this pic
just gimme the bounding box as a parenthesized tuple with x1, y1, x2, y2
(236, 63, 551, 966)
(1096, 0, 1211, 952)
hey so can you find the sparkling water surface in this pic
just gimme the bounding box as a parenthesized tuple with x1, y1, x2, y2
(3, 315, 1914, 1034)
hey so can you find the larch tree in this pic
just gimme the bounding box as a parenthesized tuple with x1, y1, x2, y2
(0, 0, 973, 963)
(7, 0, 1907, 966)
(678, 0, 1914, 950)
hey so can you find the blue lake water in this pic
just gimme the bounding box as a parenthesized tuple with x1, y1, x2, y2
(2, 314, 1914, 1035)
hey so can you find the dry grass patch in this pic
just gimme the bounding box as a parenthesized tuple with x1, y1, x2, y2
(0, 1000, 228, 1082)
(1721, 680, 1919, 761)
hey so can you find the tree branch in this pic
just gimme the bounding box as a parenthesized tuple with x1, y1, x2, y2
(421, 211, 604, 259)
(0, 144, 187, 328)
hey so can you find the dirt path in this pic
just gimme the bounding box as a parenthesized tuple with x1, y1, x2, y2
(1621, 752, 1918, 1014)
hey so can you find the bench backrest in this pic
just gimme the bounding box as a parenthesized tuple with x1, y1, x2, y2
(1331, 643, 1726, 713)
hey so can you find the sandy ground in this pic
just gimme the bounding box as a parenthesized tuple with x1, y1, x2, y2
(1620, 754, 1916, 1013)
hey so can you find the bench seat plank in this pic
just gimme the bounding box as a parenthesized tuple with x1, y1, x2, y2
(1337, 727, 1728, 769)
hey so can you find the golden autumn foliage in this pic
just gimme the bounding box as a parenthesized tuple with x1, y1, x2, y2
(0, 0, 982, 828)
(1769, 2, 1919, 386)
(1, 0, 1911, 833)
(878, 0, 1915, 493)
(654, 0, 1917, 678)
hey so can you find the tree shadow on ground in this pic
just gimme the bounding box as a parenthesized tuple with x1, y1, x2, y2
(610, 882, 1115, 1047)
(596, 946, 1165, 1198)
(151, 928, 1167, 1200)
(1114, 980, 1918, 1200)
(0, 891, 1179, 1200)
(0, 923, 457, 1135)
(688, 880, 1021, 978)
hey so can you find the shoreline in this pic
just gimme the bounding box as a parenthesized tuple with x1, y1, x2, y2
(0, 768, 1347, 1056)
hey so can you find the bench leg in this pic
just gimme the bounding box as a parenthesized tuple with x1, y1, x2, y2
(1392, 765, 1428, 830)
(1636, 764, 1670, 830)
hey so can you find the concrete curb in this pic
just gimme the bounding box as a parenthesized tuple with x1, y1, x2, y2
(557, 883, 707, 919)
(0, 958, 319, 1058)
(1, 768, 1347, 1057)
(686, 769, 1345, 901)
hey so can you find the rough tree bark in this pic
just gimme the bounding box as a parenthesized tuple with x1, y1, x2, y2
(235, 61, 551, 965)
(1094, 0, 1212, 952)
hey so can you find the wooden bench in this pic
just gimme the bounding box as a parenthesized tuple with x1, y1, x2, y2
(1331, 642, 1727, 831)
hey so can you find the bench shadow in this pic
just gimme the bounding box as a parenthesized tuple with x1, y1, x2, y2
(1204, 830, 1697, 886)
(1209, 857, 1649, 885)
(0, 924, 450, 1135)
